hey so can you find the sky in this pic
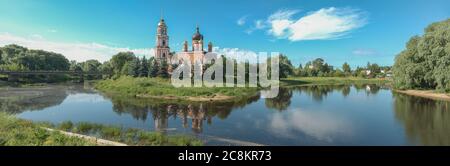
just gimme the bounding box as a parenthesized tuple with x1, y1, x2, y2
(0, 0, 449, 68)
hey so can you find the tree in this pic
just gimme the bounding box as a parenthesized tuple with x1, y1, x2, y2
(149, 58, 159, 77)
(82, 60, 101, 73)
(333, 69, 345, 77)
(0, 49, 3, 64)
(295, 64, 304, 76)
(0, 44, 69, 71)
(393, 19, 450, 91)
(123, 57, 140, 77)
(110, 52, 135, 75)
(278, 54, 294, 78)
(157, 59, 169, 78)
(139, 57, 149, 77)
(99, 62, 113, 77)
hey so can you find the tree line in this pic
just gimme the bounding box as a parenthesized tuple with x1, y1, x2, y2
(1, 44, 393, 82)
(101, 52, 171, 79)
(0, 44, 70, 71)
(279, 55, 391, 79)
(0, 45, 171, 80)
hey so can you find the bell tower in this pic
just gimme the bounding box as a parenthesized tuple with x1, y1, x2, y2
(155, 17, 170, 61)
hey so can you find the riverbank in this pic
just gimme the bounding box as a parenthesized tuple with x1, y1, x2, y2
(95, 76, 259, 102)
(281, 77, 390, 86)
(0, 112, 95, 146)
(0, 113, 203, 146)
(394, 89, 450, 101)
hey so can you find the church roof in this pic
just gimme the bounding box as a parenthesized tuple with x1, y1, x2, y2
(158, 19, 166, 26)
(192, 26, 203, 41)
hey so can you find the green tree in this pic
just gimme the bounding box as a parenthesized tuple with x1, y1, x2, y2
(0, 44, 69, 71)
(99, 62, 113, 75)
(0, 49, 3, 65)
(393, 19, 450, 91)
(342, 62, 351, 75)
(279, 54, 294, 78)
(123, 58, 140, 77)
(149, 58, 159, 77)
(333, 69, 345, 77)
(82, 60, 101, 73)
(139, 57, 149, 77)
(110, 52, 135, 75)
(157, 59, 169, 78)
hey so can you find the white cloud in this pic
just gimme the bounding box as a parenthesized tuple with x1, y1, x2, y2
(251, 7, 367, 41)
(237, 16, 248, 26)
(352, 48, 377, 56)
(269, 109, 353, 142)
(0, 33, 154, 62)
(244, 19, 267, 34)
(213, 46, 258, 62)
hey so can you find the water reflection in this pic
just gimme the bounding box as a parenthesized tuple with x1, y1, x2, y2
(393, 93, 450, 145)
(0, 84, 90, 114)
(105, 94, 260, 134)
(265, 88, 292, 111)
(269, 109, 352, 142)
(0, 83, 449, 145)
(264, 84, 388, 111)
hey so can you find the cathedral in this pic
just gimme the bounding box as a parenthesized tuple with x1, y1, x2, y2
(154, 18, 214, 65)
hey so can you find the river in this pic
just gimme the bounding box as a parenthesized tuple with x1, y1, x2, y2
(0, 84, 449, 145)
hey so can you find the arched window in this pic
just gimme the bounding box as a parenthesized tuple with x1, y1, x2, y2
(162, 53, 166, 58)
(162, 40, 166, 46)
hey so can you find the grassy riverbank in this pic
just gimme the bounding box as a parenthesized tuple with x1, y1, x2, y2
(53, 121, 203, 146)
(0, 113, 202, 146)
(0, 112, 95, 146)
(95, 76, 259, 101)
(281, 77, 390, 86)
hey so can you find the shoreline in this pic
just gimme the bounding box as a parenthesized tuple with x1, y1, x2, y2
(136, 94, 236, 102)
(394, 89, 450, 101)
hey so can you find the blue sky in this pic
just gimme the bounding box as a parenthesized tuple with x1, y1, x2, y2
(0, 0, 449, 68)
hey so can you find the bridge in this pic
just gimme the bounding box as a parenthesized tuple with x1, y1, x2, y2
(0, 70, 108, 82)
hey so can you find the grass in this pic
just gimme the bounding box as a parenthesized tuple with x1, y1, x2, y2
(281, 77, 390, 86)
(54, 121, 203, 146)
(95, 76, 259, 101)
(0, 112, 95, 146)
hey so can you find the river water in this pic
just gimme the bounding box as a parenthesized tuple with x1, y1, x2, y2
(0, 84, 448, 145)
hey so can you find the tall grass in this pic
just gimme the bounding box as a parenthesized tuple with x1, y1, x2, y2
(0, 112, 95, 146)
(55, 121, 203, 146)
(0, 113, 203, 146)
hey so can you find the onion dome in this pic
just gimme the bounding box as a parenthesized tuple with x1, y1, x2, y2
(158, 19, 166, 26)
(192, 26, 203, 41)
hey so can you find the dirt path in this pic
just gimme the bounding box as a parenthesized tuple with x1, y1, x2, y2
(394, 89, 450, 101)
(43, 128, 128, 146)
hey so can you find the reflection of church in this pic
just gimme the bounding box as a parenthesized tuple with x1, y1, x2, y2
(153, 104, 212, 134)
(155, 17, 214, 65)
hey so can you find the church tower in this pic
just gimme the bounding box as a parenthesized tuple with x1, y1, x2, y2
(155, 18, 170, 62)
(192, 26, 204, 52)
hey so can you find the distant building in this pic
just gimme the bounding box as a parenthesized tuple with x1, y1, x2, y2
(364, 70, 372, 76)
